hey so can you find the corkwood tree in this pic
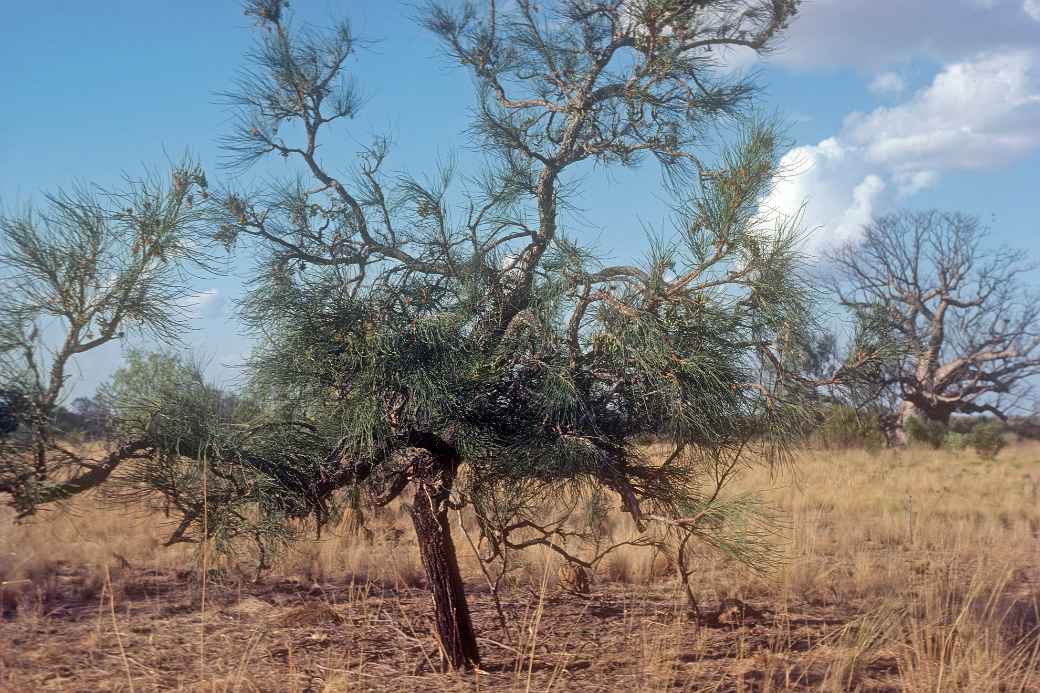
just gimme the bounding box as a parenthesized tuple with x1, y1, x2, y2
(191, 0, 808, 669)
(827, 210, 1040, 441)
(6, 0, 822, 671)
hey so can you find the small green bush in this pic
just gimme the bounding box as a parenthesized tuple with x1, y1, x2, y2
(948, 416, 978, 435)
(904, 416, 947, 449)
(966, 420, 1007, 460)
(818, 406, 885, 451)
(943, 431, 967, 452)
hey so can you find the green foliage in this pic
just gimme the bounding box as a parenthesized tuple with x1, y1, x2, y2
(157, 0, 821, 578)
(948, 416, 978, 435)
(5, 0, 824, 668)
(817, 406, 884, 451)
(904, 416, 947, 450)
(965, 420, 1007, 460)
(1008, 415, 1040, 441)
(0, 161, 212, 512)
(0, 160, 212, 359)
(100, 350, 196, 431)
(943, 431, 967, 453)
(2, 0, 822, 605)
(100, 355, 324, 558)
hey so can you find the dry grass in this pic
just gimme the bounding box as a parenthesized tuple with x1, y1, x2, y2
(1, 444, 1038, 691)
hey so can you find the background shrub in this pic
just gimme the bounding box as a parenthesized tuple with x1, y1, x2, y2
(943, 431, 967, 453)
(905, 416, 947, 449)
(966, 420, 1007, 460)
(818, 406, 885, 451)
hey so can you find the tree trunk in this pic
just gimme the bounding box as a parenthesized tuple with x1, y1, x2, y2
(408, 457, 480, 670)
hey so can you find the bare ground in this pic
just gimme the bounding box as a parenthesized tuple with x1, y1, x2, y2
(4, 553, 1039, 692)
(1, 560, 926, 692)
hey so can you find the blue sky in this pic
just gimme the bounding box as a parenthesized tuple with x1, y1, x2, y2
(3, 1, 1039, 398)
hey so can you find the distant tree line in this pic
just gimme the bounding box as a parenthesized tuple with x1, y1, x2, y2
(0, 388, 109, 442)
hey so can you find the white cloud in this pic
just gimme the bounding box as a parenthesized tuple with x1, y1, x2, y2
(868, 72, 906, 96)
(893, 170, 939, 198)
(762, 140, 892, 250)
(180, 288, 225, 319)
(762, 50, 1040, 254)
(769, 0, 1039, 71)
(1025, 0, 1040, 20)
(844, 51, 1040, 173)
(717, 45, 761, 74)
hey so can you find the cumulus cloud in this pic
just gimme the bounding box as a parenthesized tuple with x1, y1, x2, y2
(762, 50, 1040, 253)
(845, 51, 1040, 173)
(180, 288, 225, 319)
(769, 0, 1039, 71)
(761, 140, 891, 248)
(1025, 0, 1040, 20)
(868, 72, 906, 96)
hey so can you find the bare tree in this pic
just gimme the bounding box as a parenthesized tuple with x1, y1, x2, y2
(827, 210, 1040, 440)
(0, 162, 211, 513)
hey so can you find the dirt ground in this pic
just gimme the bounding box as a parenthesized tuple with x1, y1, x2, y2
(1, 561, 927, 693)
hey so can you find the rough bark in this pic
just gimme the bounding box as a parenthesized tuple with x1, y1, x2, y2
(407, 457, 480, 670)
